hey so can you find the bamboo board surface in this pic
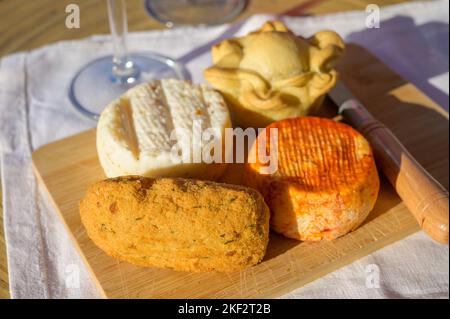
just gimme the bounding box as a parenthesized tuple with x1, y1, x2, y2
(31, 44, 449, 298)
(0, 0, 414, 300)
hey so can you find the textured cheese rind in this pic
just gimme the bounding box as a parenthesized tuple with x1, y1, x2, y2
(244, 117, 380, 241)
(97, 80, 232, 180)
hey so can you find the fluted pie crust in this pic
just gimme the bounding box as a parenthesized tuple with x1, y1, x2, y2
(204, 21, 345, 128)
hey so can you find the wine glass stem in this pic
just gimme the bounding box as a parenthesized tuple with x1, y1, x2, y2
(107, 0, 139, 83)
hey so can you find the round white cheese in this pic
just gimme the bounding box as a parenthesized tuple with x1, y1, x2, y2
(97, 79, 232, 181)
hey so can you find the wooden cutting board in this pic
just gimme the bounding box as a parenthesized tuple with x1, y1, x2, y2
(32, 44, 449, 298)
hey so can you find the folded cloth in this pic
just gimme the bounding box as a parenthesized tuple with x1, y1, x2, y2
(1, 0, 448, 298)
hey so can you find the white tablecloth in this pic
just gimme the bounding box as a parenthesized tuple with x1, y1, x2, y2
(0, 0, 448, 298)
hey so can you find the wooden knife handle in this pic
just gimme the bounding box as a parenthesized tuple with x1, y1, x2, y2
(341, 100, 449, 244)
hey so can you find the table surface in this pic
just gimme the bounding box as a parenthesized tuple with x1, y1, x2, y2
(0, 0, 412, 299)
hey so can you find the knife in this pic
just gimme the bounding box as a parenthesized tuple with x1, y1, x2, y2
(328, 80, 449, 244)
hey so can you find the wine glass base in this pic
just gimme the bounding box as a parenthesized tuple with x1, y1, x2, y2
(69, 53, 190, 120)
(145, 0, 248, 27)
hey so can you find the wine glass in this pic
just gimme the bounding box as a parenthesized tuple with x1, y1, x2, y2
(69, 0, 190, 120)
(144, 0, 248, 27)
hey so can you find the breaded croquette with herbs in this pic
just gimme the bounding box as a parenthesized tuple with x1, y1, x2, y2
(79, 176, 270, 272)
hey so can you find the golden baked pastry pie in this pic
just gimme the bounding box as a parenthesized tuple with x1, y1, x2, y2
(204, 21, 345, 128)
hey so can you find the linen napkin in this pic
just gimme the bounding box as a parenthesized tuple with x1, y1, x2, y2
(1, 0, 449, 298)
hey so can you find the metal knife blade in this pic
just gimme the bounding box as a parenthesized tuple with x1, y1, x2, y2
(328, 80, 358, 110)
(328, 80, 373, 131)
